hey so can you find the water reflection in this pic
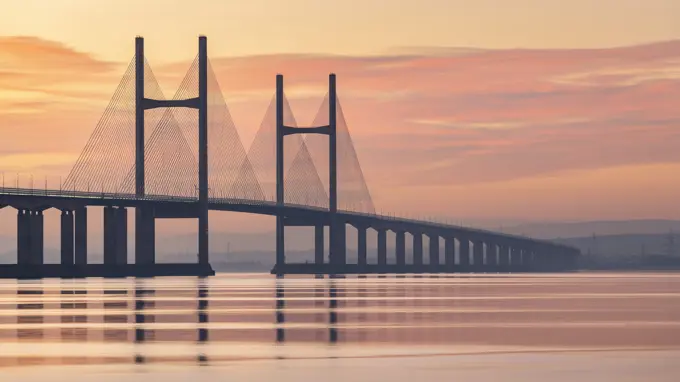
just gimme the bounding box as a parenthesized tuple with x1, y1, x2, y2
(59, 282, 88, 365)
(275, 277, 285, 343)
(275, 276, 342, 344)
(328, 278, 338, 344)
(17, 283, 43, 341)
(314, 276, 324, 342)
(134, 280, 154, 364)
(60, 283, 88, 343)
(1, 273, 680, 369)
(103, 288, 127, 342)
(16, 283, 44, 366)
(358, 276, 367, 342)
(197, 277, 209, 365)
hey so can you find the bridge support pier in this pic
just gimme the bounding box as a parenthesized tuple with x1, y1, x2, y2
(522, 248, 533, 268)
(412, 233, 423, 266)
(60, 210, 74, 266)
(429, 234, 439, 267)
(459, 238, 470, 268)
(487, 243, 499, 269)
(135, 208, 155, 265)
(357, 226, 367, 267)
(75, 207, 87, 265)
(329, 222, 346, 266)
(396, 231, 406, 266)
(275, 219, 285, 271)
(444, 237, 455, 270)
(530, 247, 544, 271)
(104, 207, 127, 266)
(377, 229, 387, 266)
(473, 240, 484, 269)
(511, 247, 522, 268)
(104, 207, 116, 265)
(547, 250, 561, 271)
(29, 211, 44, 265)
(17, 209, 31, 265)
(116, 208, 127, 264)
(499, 244, 510, 270)
(315, 225, 324, 265)
(566, 250, 579, 270)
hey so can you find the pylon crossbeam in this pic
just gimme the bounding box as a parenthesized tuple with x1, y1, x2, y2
(142, 97, 199, 110)
(282, 125, 330, 136)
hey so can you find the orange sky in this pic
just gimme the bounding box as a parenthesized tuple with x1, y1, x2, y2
(1, 1, 680, 226)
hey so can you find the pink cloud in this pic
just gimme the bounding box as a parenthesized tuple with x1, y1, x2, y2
(0, 36, 121, 111)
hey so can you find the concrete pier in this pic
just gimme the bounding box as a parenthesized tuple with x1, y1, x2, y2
(459, 238, 470, 267)
(445, 237, 455, 269)
(104, 206, 117, 265)
(16, 209, 43, 266)
(60, 210, 74, 265)
(75, 207, 87, 265)
(357, 227, 367, 266)
(330, 222, 346, 265)
(135, 207, 155, 265)
(315, 225, 324, 265)
(511, 247, 522, 267)
(115, 207, 127, 264)
(104, 207, 128, 266)
(412, 233, 423, 266)
(473, 240, 484, 267)
(31, 211, 44, 265)
(377, 229, 387, 265)
(487, 243, 499, 267)
(396, 231, 406, 266)
(429, 234, 439, 266)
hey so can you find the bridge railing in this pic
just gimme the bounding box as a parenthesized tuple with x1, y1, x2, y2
(0, 186, 197, 203)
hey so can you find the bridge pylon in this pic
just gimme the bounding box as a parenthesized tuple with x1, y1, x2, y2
(275, 74, 344, 272)
(134, 36, 209, 265)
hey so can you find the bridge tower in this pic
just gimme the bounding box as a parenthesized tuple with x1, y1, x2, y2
(275, 74, 343, 271)
(134, 36, 210, 265)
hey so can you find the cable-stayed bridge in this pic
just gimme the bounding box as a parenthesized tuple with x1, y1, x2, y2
(0, 37, 579, 278)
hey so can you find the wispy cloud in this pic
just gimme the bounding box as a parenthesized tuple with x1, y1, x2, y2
(0, 36, 120, 112)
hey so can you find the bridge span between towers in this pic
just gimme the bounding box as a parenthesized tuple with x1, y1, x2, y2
(0, 36, 579, 278)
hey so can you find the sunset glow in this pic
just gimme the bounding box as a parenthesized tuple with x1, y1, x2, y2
(1, 0, 679, 222)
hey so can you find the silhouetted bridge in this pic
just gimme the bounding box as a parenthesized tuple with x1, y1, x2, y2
(0, 37, 579, 278)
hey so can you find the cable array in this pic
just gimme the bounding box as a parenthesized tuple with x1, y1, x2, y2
(64, 58, 137, 193)
(206, 61, 264, 201)
(243, 94, 303, 202)
(335, 97, 375, 213)
(120, 56, 199, 197)
(304, 94, 375, 213)
(63, 54, 374, 211)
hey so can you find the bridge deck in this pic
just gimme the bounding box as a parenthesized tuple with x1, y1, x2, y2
(0, 187, 575, 250)
(0, 187, 580, 278)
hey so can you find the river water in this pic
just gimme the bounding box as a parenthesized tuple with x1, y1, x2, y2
(0, 272, 678, 381)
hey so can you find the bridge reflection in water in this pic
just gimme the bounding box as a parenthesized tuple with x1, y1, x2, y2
(1, 273, 679, 368)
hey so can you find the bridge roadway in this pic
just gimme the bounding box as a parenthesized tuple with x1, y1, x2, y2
(0, 187, 579, 277)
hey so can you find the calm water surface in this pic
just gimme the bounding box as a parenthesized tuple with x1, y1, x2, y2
(0, 272, 678, 381)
